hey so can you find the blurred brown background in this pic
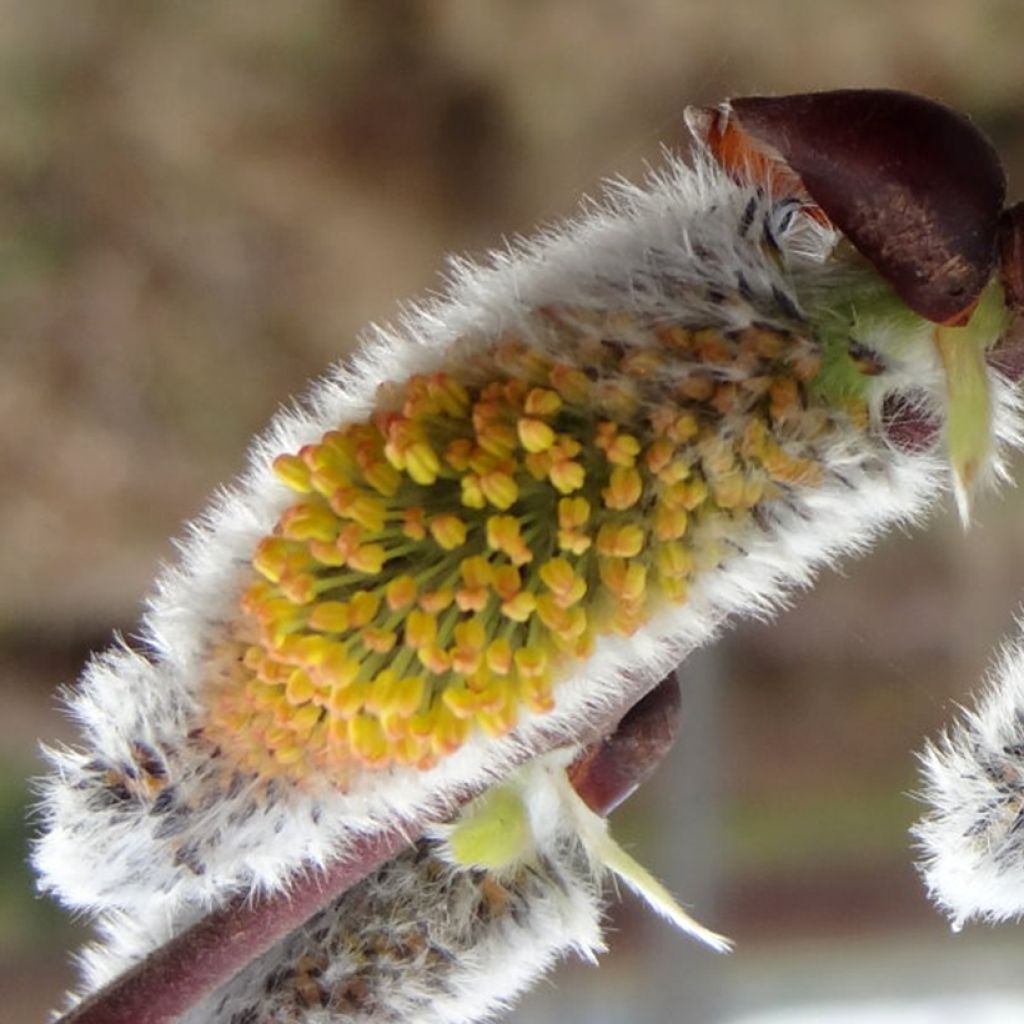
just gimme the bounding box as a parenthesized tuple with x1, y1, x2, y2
(5, 1, 1024, 1021)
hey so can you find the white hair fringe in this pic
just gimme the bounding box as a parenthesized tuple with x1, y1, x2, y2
(916, 622, 1024, 928)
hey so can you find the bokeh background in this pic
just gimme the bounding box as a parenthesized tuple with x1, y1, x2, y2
(5, 2, 1024, 1021)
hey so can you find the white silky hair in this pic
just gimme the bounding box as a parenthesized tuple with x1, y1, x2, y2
(916, 623, 1024, 928)
(70, 757, 606, 1024)
(32, 141, 1024, 934)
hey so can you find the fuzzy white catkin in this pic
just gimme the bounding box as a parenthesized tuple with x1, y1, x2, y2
(33, 145, 1024, 933)
(916, 625, 1024, 928)
(69, 760, 606, 1024)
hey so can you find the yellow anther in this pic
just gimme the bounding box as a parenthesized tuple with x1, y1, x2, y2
(253, 538, 311, 584)
(663, 476, 708, 511)
(644, 438, 675, 475)
(317, 645, 361, 688)
(273, 745, 306, 767)
(385, 575, 417, 612)
(514, 647, 548, 679)
(536, 592, 571, 633)
(486, 637, 513, 675)
(328, 680, 369, 719)
(405, 608, 437, 649)
(476, 421, 518, 458)
(279, 572, 317, 606)
(762, 445, 823, 485)
(329, 489, 386, 533)
(557, 496, 590, 530)
(308, 601, 351, 634)
(445, 437, 475, 472)
(548, 363, 591, 403)
(492, 564, 521, 600)
(349, 715, 388, 766)
(519, 675, 555, 714)
(362, 628, 397, 654)
(272, 454, 313, 494)
(308, 539, 347, 568)
(486, 515, 532, 564)
(430, 514, 468, 550)
(348, 544, 386, 574)
(480, 471, 519, 510)
(455, 586, 489, 612)
(402, 507, 427, 540)
(608, 432, 642, 467)
(361, 459, 401, 498)
(335, 523, 367, 560)
(660, 575, 689, 603)
(518, 417, 556, 453)
(242, 645, 265, 671)
(363, 669, 398, 716)
(557, 529, 592, 555)
(501, 591, 536, 622)
(419, 587, 455, 614)
(655, 541, 693, 578)
(474, 681, 508, 715)
(430, 705, 470, 756)
(405, 441, 441, 485)
(599, 558, 647, 602)
(429, 373, 471, 417)
(391, 734, 429, 767)
(524, 387, 562, 416)
(348, 590, 381, 627)
(454, 617, 487, 653)
(539, 557, 579, 598)
(602, 466, 643, 510)
(380, 712, 408, 741)
(552, 435, 582, 459)
(291, 702, 322, 735)
(595, 523, 645, 558)
(418, 644, 452, 675)
(654, 503, 689, 541)
(285, 669, 316, 706)
(461, 556, 494, 589)
(280, 501, 339, 544)
(287, 635, 335, 668)
(461, 475, 486, 509)
(442, 685, 480, 720)
(390, 675, 426, 717)
(656, 459, 691, 485)
(549, 459, 585, 494)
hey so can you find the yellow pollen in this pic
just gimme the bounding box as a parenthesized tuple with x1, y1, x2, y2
(385, 575, 417, 611)
(602, 466, 643, 510)
(596, 523, 645, 558)
(518, 417, 556, 453)
(430, 514, 468, 550)
(272, 454, 313, 493)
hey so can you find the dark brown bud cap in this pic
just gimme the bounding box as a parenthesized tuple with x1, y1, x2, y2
(568, 673, 682, 816)
(727, 90, 1006, 325)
